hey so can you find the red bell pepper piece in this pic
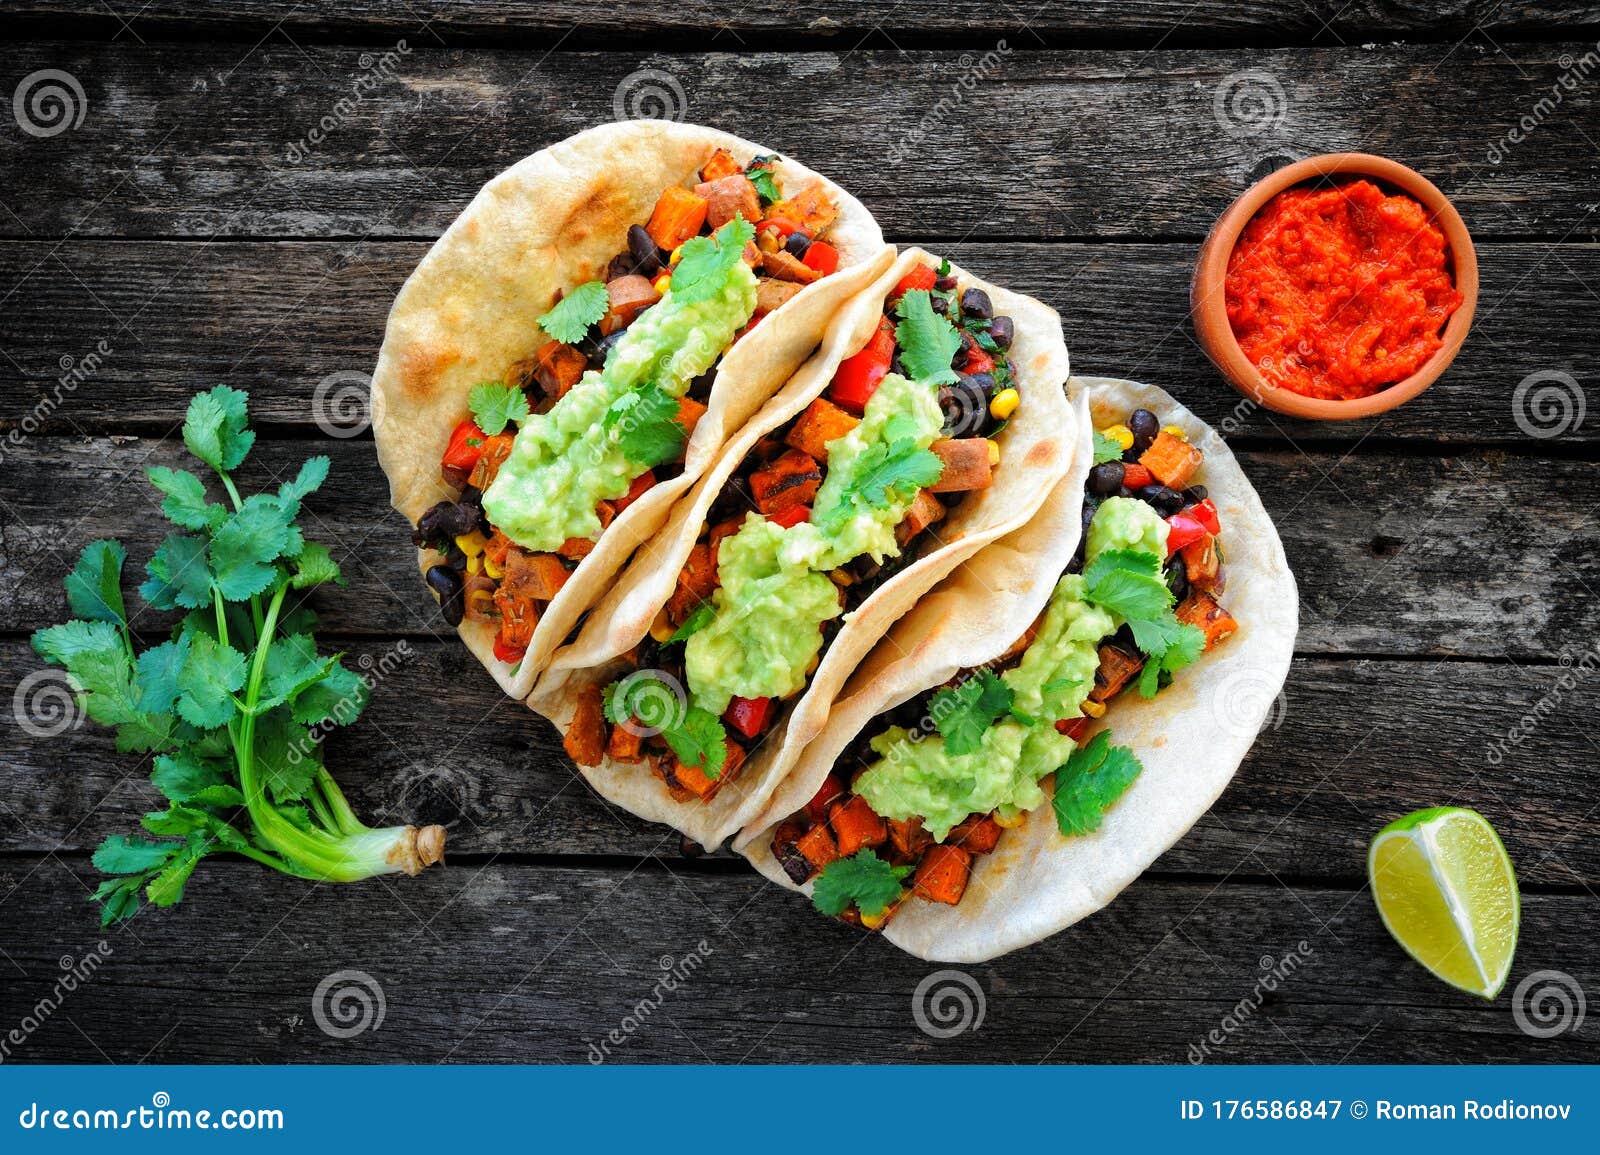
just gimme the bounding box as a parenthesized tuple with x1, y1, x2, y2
(493, 637, 528, 664)
(961, 346, 995, 377)
(441, 418, 488, 487)
(889, 263, 937, 300)
(1189, 497, 1221, 535)
(828, 318, 896, 413)
(613, 469, 657, 514)
(805, 773, 848, 822)
(801, 241, 840, 277)
(1121, 463, 1153, 490)
(724, 695, 774, 741)
(1055, 716, 1089, 741)
(767, 503, 811, 529)
(1165, 511, 1208, 557)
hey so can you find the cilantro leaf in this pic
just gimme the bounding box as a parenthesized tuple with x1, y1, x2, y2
(1134, 619, 1206, 698)
(1085, 563, 1173, 624)
(1092, 431, 1125, 465)
(145, 836, 210, 908)
(604, 383, 686, 469)
(141, 534, 213, 610)
(667, 602, 715, 645)
(670, 217, 756, 304)
(662, 706, 728, 779)
(812, 849, 910, 918)
(92, 834, 179, 875)
(1053, 730, 1143, 836)
(174, 633, 247, 730)
(32, 620, 175, 752)
(151, 749, 232, 804)
(147, 467, 225, 532)
(256, 633, 337, 715)
(291, 660, 368, 727)
(932, 669, 1013, 756)
(254, 707, 319, 803)
(65, 539, 128, 624)
(135, 636, 191, 715)
(468, 381, 532, 437)
(209, 495, 299, 602)
(537, 281, 609, 344)
(893, 289, 962, 386)
(183, 385, 254, 473)
(275, 456, 330, 515)
(289, 541, 343, 589)
(746, 162, 780, 204)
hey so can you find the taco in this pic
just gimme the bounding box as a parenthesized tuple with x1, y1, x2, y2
(373, 120, 890, 699)
(741, 378, 1297, 962)
(531, 249, 1077, 849)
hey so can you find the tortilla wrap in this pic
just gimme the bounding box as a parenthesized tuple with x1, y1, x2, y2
(372, 119, 890, 699)
(532, 249, 1076, 849)
(742, 377, 1298, 962)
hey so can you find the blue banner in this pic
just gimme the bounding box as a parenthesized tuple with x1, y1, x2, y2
(2, 1065, 1592, 1150)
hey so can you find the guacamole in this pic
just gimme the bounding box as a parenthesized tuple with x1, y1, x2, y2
(854, 573, 1116, 839)
(686, 372, 945, 713)
(481, 265, 758, 551)
(1084, 495, 1168, 567)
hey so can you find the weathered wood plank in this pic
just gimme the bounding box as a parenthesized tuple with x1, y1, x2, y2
(2, 858, 1593, 1063)
(0, 42, 1594, 240)
(7, 1, 1599, 45)
(2, 240, 1595, 445)
(3, 437, 1595, 656)
(5, 641, 1597, 887)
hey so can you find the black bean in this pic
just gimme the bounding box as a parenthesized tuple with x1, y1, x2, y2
(930, 295, 949, 315)
(679, 836, 706, 859)
(890, 352, 906, 377)
(1081, 499, 1100, 533)
(606, 254, 635, 281)
(939, 377, 990, 437)
(784, 230, 812, 258)
(1138, 485, 1185, 516)
(591, 329, 626, 368)
(1166, 554, 1189, 600)
(1128, 408, 1159, 454)
(777, 848, 812, 885)
(1088, 461, 1125, 495)
(1182, 485, 1209, 507)
(425, 565, 465, 626)
(959, 287, 994, 320)
(987, 315, 1015, 349)
(1118, 486, 1136, 499)
(935, 272, 959, 292)
(627, 224, 665, 276)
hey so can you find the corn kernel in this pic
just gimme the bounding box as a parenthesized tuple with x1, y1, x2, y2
(649, 609, 675, 643)
(829, 568, 855, 587)
(756, 228, 782, 254)
(669, 246, 685, 267)
(483, 554, 504, 580)
(859, 891, 907, 931)
(993, 808, 1027, 829)
(652, 273, 672, 295)
(1080, 699, 1107, 718)
(988, 386, 1020, 420)
(1162, 424, 1188, 440)
(986, 439, 1001, 466)
(466, 553, 482, 576)
(1103, 423, 1134, 451)
(455, 530, 488, 558)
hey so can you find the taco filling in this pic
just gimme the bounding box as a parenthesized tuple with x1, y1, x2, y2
(768, 406, 1239, 929)
(558, 258, 1027, 801)
(408, 149, 846, 667)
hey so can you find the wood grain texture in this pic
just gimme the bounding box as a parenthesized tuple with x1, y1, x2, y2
(6, 1, 1600, 45)
(3, 240, 1596, 444)
(5, 642, 1598, 886)
(1, 42, 1596, 240)
(2, 857, 1594, 1063)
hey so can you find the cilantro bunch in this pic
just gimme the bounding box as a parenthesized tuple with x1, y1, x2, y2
(1083, 547, 1205, 696)
(31, 386, 445, 926)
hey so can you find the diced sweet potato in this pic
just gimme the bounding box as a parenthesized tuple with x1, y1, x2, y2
(462, 574, 498, 623)
(913, 844, 972, 905)
(795, 821, 839, 872)
(699, 147, 742, 182)
(467, 434, 514, 490)
(949, 814, 1003, 855)
(895, 488, 947, 546)
(929, 438, 994, 493)
(785, 397, 860, 462)
(772, 818, 817, 884)
(1088, 644, 1145, 704)
(500, 550, 571, 604)
(562, 685, 606, 767)
(998, 613, 1043, 665)
(1180, 533, 1220, 589)
(1176, 589, 1238, 649)
(672, 739, 746, 801)
(674, 396, 707, 439)
(764, 183, 837, 236)
(759, 249, 822, 284)
(694, 174, 761, 230)
(887, 816, 935, 858)
(756, 277, 804, 314)
(526, 340, 587, 399)
(605, 720, 644, 763)
(646, 185, 709, 251)
(828, 795, 888, 857)
(1138, 430, 1204, 490)
(666, 542, 719, 625)
(750, 448, 822, 516)
(708, 517, 742, 568)
(604, 274, 661, 330)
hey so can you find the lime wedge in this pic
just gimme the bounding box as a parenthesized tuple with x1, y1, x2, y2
(1368, 807, 1520, 999)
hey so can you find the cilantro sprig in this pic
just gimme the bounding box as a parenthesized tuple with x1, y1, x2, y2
(893, 289, 962, 386)
(811, 849, 910, 918)
(1092, 431, 1126, 465)
(931, 668, 1014, 756)
(31, 386, 444, 926)
(745, 157, 781, 204)
(603, 383, 687, 469)
(469, 381, 531, 436)
(670, 217, 756, 303)
(1053, 730, 1143, 835)
(603, 674, 728, 778)
(1083, 546, 1205, 698)
(538, 280, 610, 344)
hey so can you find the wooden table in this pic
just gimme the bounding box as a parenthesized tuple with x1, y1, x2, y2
(3, 2, 1598, 1064)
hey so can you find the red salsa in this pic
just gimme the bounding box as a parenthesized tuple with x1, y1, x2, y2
(1225, 179, 1462, 400)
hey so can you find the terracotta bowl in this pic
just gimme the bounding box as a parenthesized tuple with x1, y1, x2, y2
(1191, 152, 1478, 421)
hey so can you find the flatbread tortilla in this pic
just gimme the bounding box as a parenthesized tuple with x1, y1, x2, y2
(372, 119, 890, 699)
(532, 249, 1076, 850)
(743, 377, 1298, 962)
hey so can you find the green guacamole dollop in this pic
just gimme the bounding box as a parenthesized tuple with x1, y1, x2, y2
(686, 373, 946, 714)
(1084, 495, 1168, 566)
(481, 264, 758, 552)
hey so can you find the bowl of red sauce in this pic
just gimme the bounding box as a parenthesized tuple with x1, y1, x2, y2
(1192, 153, 1477, 420)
